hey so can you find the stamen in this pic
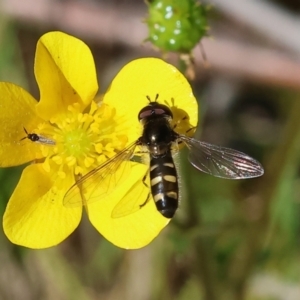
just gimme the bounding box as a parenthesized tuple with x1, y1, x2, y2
(35, 102, 128, 178)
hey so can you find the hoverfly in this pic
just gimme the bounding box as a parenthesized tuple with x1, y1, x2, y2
(20, 127, 55, 145)
(64, 95, 264, 218)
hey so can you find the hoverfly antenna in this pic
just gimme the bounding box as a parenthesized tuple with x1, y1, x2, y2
(146, 94, 159, 103)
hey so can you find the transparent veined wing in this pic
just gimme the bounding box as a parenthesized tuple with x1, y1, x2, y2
(111, 167, 151, 218)
(179, 135, 264, 179)
(64, 141, 139, 207)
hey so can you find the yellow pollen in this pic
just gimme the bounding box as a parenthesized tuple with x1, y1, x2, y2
(63, 129, 92, 158)
(37, 102, 128, 177)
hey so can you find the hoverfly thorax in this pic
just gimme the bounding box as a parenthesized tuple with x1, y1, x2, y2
(138, 102, 177, 157)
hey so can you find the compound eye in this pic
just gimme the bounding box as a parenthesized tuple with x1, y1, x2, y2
(138, 103, 173, 121)
(138, 108, 153, 120)
(156, 104, 173, 118)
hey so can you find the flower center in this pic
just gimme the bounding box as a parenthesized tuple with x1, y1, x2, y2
(37, 102, 128, 179)
(63, 128, 92, 157)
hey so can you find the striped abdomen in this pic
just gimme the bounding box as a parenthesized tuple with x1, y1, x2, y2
(150, 153, 178, 218)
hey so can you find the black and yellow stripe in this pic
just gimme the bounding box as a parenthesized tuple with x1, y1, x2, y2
(149, 153, 178, 218)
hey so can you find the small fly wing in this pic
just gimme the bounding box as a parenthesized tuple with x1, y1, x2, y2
(179, 135, 264, 179)
(64, 141, 138, 207)
(36, 135, 56, 145)
(112, 168, 151, 218)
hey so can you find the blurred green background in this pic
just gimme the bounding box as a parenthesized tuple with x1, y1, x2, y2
(1, 0, 300, 299)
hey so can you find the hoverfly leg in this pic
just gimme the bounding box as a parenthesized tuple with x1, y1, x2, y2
(174, 114, 197, 138)
(172, 115, 188, 130)
(171, 139, 180, 152)
(140, 171, 150, 208)
(140, 193, 151, 208)
(135, 150, 149, 155)
(142, 171, 149, 188)
(131, 149, 149, 164)
(186, 126, 196, 134)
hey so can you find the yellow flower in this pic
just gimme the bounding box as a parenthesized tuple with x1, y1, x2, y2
(1, 31, 198, 250)
(88, 58, 198, 248)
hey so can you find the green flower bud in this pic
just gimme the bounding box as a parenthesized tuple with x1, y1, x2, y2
(146, 0, 209, 53)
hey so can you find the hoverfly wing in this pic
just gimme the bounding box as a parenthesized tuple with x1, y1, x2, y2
(64, 141, 138, 207)
(179, 135, 264, 179)
(112, 168, 151, 218)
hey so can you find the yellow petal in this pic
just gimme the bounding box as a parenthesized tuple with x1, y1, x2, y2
(35, 31, 98, 119)
(103, 57, 198, 143)
(88, 163, 170, 249)
(0, 83, 44, 166)
(3, 164, 82, 248)
(64, 159, 134, 207)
